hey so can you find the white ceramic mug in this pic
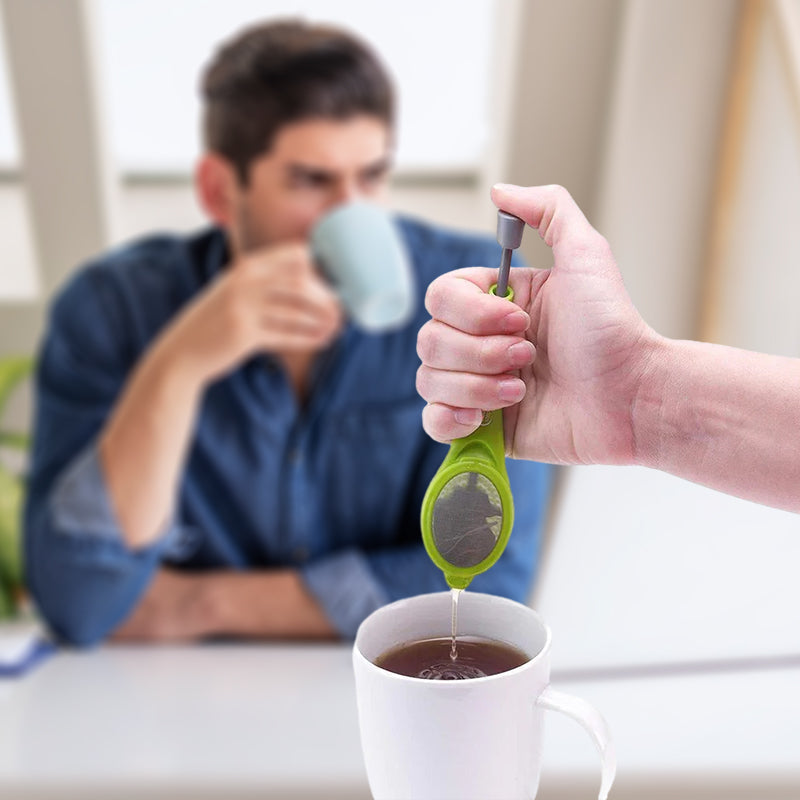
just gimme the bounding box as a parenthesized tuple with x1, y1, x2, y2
(353, 591, 616, 800)
(310, 201, 415, 333)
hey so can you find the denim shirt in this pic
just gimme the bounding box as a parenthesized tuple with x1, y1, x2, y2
(24, 217, 552, 646)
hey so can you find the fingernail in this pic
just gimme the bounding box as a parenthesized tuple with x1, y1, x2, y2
(498, 378, 525, 402)
(454, 409, 481, 426)
(492, 182, 522, 193)
(508, 341, 535, 365)
(502, 311, 530, 332)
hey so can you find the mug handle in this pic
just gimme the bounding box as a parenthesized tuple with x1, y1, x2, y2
(536, 685, 617, 800)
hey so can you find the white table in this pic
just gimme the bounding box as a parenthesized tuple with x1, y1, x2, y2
(542, 662, 800, 799)
(2, 465, 800, 798)
(0, 643, 369, 800)
(0, 645, 369, 800)
(1, 641, 799, 799)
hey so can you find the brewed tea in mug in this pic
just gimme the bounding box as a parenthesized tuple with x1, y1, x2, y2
(376, 636, 529, 680)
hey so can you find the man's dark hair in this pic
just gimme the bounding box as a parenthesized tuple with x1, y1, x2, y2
(201, 19, 395, 185)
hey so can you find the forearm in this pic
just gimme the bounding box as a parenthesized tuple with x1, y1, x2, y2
(100, 342, 204, 549)
(207, 569, 337, 639)
(633, 336, 800, 511)
(111, 568, 337, 642)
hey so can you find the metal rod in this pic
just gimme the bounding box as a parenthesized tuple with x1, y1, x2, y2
(496, 248, 513, 298)
(495, 210, 525, 299)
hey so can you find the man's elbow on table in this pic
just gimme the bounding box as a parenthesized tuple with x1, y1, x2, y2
(24, 507, 156, 648)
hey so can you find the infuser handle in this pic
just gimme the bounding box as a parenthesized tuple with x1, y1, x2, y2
(536, 685, 616, 800)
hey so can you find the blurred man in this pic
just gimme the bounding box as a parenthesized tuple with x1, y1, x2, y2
(25, 20, 551, 646)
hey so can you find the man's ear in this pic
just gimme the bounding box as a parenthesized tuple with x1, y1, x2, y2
(195, 153, 240, 227)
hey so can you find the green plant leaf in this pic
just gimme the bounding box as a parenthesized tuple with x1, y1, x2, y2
(0, 431, 29, 450)
(0, 467, 23, 590)
(0, 357, 31, 617)
(0, 575, 12, 620)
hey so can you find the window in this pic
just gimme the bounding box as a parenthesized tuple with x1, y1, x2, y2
(0, 11, 20, 168)
(96, 0, 494, 174)
(0, 15, 36, 301)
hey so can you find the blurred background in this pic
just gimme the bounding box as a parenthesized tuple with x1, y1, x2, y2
(1, 1, 800, 797)
(4, 0, 800, 360)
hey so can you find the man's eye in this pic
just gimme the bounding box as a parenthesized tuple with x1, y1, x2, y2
(360, 170, 387, 189)
(292, 173, 330, 189)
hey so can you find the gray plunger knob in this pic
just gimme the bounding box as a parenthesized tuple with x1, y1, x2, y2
(495, 211, 525, 298)
(497, 210, 525, 250)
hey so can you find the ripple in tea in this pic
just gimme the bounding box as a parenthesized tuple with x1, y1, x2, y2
(375, 636, 529, 680)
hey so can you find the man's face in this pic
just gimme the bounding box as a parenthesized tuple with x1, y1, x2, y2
(229, 115, 392, 254)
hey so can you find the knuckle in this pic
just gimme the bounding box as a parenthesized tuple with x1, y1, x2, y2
(566, 231, 610, 264)
(473, 299, 503, 333)
(476, 336, 493, 372)
(594, 233, 614, 261)
(237, 256, 261, 280)
(416, 325, 437, 364)
(424, 277, 447, 317)
(288, 244, 313, 271)
(415, 365, 431, 398)
(290, 242, 311, 259)
(284, 270, 306, 290)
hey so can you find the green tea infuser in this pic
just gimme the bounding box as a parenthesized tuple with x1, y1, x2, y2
(421, 210, 526, 589)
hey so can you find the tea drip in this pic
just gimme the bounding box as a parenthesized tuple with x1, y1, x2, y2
(421, 210, 526, 589)
(450, 587, 462, 660)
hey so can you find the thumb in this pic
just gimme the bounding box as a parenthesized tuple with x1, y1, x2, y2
(490, 183, 604, 258)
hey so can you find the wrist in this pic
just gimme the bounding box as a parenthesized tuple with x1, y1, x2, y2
(148, 335, 215, 393)
(628, 331, 676, 470)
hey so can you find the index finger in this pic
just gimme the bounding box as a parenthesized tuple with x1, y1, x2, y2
(424, 267, 530, 336)
(245, 242, 316, 278)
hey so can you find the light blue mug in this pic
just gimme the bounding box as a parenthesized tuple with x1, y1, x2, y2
(310, 201, 415, 333)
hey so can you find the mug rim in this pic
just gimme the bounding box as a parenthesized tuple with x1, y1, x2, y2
(353, 591, 552, 686)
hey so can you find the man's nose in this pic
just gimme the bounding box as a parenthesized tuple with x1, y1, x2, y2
(330, 178, 361, 207)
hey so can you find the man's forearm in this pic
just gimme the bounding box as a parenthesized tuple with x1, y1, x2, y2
(100, 344, 205, 550)
(206, 569, 337, 639)
(633, 336, 800, 512)
(111, 568, 337, 642)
